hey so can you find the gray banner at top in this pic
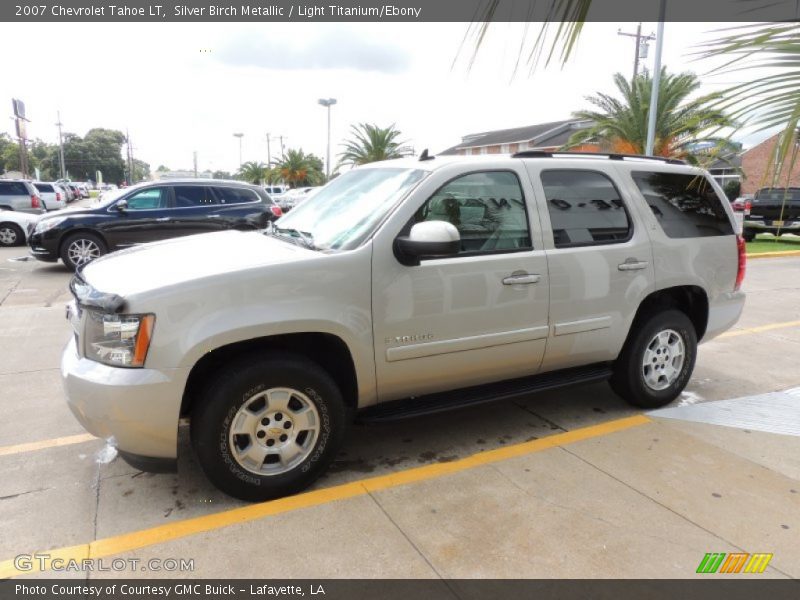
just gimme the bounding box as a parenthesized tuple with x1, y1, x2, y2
(4, 0, 800, 22)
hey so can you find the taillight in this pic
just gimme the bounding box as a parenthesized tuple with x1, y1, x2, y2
(56, 192, 62, 202)
(270, 205, 283, 217)
(735, 235, 746, 292)
(31, 195, 40, 209)
(744, 200, 751, 216)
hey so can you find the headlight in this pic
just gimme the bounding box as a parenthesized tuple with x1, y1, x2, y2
(84, 311, 155, 368)
(33, 217, 66, 234)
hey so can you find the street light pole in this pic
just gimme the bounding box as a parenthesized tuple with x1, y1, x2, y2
(645, 0, 666, 156)
(233, 133, 244, 168)
(318, 98, 337, 180)
(266, 133, 271, 167)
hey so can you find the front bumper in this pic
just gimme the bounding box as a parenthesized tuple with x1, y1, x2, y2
(28, 231, 60, 261)
(61, 337, 190, 465)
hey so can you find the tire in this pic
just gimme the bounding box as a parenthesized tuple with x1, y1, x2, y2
(609, 309, 697, 409)
(59, 232, 107, 271)
(0, 223, 24, 247)
(742, 229, 756, 242)
(190, 353, 348, 502)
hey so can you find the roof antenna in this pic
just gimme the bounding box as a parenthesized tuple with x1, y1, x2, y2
(419, 148, 434, 161)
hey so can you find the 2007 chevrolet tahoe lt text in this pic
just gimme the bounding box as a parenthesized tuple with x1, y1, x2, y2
(62, 153, 746, 500)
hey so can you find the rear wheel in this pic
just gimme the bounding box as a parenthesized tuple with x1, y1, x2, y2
(742, 229, 756, 242)
(610, 309, 697, 409)
(191, 354, 348, 501)
(60, 232, 106, 270)
(0, 223, 24, 246)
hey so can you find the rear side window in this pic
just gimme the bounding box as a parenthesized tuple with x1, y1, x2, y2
(174, 186, 217, 207)
(35, 184, 54, 193)
(632, 171, 733, 238)
(0, 182, 29, 195)
(214, 186, 260, 205)
(540, 170, 631, 248)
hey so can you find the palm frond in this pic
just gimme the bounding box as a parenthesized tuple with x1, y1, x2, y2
(698, 22, 800, 187)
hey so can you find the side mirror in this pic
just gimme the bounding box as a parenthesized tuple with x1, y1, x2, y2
(395, 221, 460, 266)
(116, 199, 128, 212)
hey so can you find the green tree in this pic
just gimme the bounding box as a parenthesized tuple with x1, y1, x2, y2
(212, 170, 233, 180)
(132, 158, 150, 182)
(565, 69, 737, 161)
(237, 161, 269, 184)
(276, 150, 324, 187)
(338, 123, 411, 168)
(156, 165, 170, 172)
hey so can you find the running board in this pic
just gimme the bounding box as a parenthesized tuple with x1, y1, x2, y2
(357, 364, 613, 423)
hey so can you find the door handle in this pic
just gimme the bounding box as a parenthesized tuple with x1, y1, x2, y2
(618, 259, 649, 271)
(208, 214, 221, 218)
(502, 273, 540, 285)
(155, 217, 170, 222)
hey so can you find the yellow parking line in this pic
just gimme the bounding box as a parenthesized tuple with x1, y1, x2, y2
(718, 319, 800, 338)
(746, 250, 800, 259)
(0, 433, 97, 457)
(0, 414, 650, 578)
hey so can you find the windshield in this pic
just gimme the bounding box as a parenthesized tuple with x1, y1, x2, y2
(275, 167, 428, 250)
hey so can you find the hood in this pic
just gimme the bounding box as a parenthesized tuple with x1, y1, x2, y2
(81, 230, 316, 298)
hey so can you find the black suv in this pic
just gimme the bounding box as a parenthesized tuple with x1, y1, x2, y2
(29, 179, 282, 270)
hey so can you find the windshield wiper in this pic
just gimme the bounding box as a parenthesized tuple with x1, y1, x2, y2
(272, 226, 317, 250)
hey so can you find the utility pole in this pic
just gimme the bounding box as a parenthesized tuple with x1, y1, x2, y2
(55, 111, 66, 179)
(278, 135, 287, 157)
(193, 151, 198, 177)
(266, 133, 272, 167)
(126, 129, 135, 185)
(645, 0, 667, 156)
(617, 23, 655, 82)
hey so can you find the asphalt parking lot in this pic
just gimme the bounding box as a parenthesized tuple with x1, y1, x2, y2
(0, 237, 798, 579)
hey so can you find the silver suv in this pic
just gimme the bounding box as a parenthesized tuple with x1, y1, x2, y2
(62, 153, 746, 500)
(0, 180, 44, 214)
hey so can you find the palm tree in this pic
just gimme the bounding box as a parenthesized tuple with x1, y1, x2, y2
(276, 149, 324, 187)
(338, 124, 412, 168)
(465, 7, 799, 180)
(237, 161, 268, 184)
(565, 69, 737, 161)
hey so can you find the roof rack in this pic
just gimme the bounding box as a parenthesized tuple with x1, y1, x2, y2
(511, 150, 685, 165)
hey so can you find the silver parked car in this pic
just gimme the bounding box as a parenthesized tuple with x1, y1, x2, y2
(0, 180, 45, 214)
(61, 152, 745, 500)
(33, 182, 67, 211)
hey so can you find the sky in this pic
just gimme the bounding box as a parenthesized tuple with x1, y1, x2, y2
(2, 21, 770, 175)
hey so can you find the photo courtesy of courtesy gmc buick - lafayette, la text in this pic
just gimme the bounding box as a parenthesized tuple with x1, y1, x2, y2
(62, 152, 746, 501)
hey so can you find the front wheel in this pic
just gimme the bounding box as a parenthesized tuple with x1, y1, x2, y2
(60, 232, 107, 271)
(610, 309, 697, 409)
(191, 354, 348, 501)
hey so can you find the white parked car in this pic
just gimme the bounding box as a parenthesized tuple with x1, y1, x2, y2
(0, 209, 38, 246)
(33, 182, 67, 211)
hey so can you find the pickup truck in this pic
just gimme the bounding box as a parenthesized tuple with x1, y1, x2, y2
(743, 187, 800, 241)
(61, 152, 746, 501)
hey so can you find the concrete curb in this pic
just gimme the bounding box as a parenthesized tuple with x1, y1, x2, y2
(746, 249, 800, 259)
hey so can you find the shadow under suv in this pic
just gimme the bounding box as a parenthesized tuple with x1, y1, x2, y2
(29, 179, 282, 270)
